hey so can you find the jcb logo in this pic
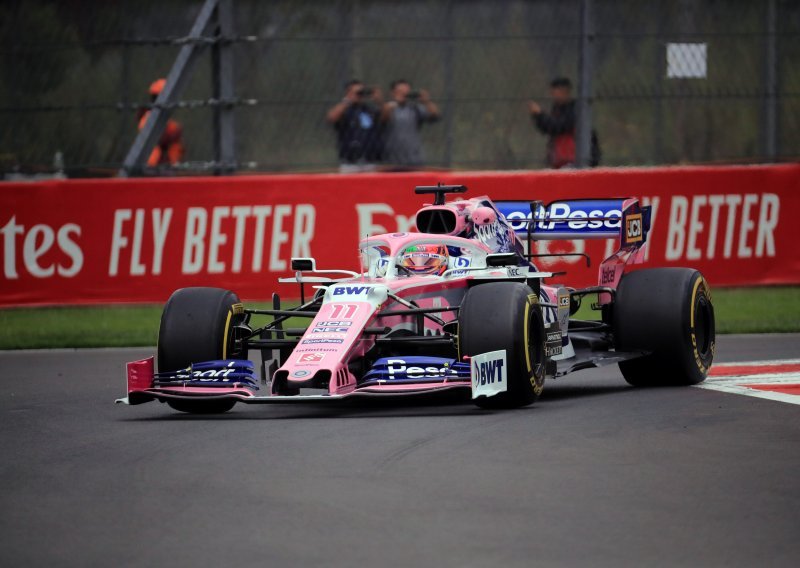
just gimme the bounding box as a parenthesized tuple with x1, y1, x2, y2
(626, 214, 643, 243)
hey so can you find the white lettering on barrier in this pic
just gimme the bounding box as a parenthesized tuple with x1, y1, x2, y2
(666, 196, 687, 261)
(208, 206, 230, 273)
(356, 203, 415, 238)
(56, 224, 83, 277)
(170, 204, 316, 275)
(1, 216, 24, 279)
(130, 209, 146, 276)
(183, 207, 207, 274)
(109, 208, 172, 277)
(686, 195, 706, 260)
(109, 209, 131, 276)
(1, 182, 788, 294)
(756, 194, 779, 257)
(357, 203, 393, 236)
(1, 216, 83, 280)
(292, 205, 315, 260)
(665, 193, 779, 262)
(151, 208, 172, 276)
(723, 194, 741, 259)
(230, 205, 251, 273)
(23, 224, 55, 277)
(251, 205, 272, 272)
(270, 205, 291, 272)
(738, 194, 758, 259)
(706, 195, 724, 259)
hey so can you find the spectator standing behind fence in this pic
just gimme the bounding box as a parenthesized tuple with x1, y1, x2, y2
(136, 78, 185, 168)
(380, 80, 440, 169)
(326, 80, 384, 173)
(529, 77, 599, 168)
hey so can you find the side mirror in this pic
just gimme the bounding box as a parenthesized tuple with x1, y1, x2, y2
(485, 253, 518, 267)
(290, 258, 315, 271)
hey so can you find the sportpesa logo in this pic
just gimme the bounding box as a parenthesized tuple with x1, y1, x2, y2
(496, 201, 623, 234)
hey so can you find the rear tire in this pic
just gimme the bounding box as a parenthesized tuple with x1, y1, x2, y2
(158, 287, 243, 414)
(459, 282, 546, 409)
(613, 268, 715, 386)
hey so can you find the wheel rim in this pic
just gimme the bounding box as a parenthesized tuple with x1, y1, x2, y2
(527, 307, 546, 385)
(694, 294, 713, 358)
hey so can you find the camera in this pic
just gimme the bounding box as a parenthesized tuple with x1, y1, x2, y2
(357, 87, 374, 97)
(407, 91, 421, 100)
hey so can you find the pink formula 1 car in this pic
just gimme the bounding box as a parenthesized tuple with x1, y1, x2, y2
(118, 185, 715, 413)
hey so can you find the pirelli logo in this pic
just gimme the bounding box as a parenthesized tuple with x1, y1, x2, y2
(626, 213, 643, 243)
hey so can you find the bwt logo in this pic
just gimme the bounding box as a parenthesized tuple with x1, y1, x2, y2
(626, 214, 643, 242)
(475, 359, 504, 385)
(333, 286, 371, 296)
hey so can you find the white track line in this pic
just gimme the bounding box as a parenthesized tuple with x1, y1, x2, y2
(712, 359, 800, 367)
(695, 359, 800, 406)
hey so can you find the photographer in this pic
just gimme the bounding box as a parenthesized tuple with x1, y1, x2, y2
(326, 80, 384, 173)
(380, 79, 440, 169)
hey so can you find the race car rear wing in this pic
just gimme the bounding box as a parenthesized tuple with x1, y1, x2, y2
(496, 198, 652, 293)
(496, 198, 651, 248)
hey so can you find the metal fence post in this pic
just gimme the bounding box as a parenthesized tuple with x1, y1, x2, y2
(213, 0, 236, 175)
(763, 0, 778, 162)
(443, 1, 454, 168)
(653, 0, 664, 165)
(576, 0, 594, 168)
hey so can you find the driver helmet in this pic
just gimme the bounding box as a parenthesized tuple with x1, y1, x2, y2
(399, 244, 449, 276)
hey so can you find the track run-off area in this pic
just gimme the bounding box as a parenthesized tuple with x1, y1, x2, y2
(1, 334, 799, 567)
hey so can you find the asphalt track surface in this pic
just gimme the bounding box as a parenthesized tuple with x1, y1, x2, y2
(1, 335, 799, 567)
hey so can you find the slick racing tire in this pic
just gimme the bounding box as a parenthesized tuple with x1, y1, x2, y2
(613, 268, 715, 387)
(459, 282, 546, 409)
(158, 287, 243, 414)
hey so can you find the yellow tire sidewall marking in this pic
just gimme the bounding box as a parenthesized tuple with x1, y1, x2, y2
(222, 309, 233, 359)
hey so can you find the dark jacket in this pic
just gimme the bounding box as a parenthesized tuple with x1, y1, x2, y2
(335, 103, 383, 163)
(533, 100, 600, 168)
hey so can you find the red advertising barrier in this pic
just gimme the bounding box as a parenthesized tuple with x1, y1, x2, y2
(1, 164, 798, 306)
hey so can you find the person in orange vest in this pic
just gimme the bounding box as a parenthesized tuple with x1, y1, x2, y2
(137, 78, 185, 167)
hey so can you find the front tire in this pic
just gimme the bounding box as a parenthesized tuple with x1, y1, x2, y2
(459, 282, 546, 409)
(613, 268, 715, 386)
(158, 287, 243, 414)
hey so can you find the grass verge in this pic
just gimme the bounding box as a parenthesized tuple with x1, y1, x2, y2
(0, 287, 798, 350)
